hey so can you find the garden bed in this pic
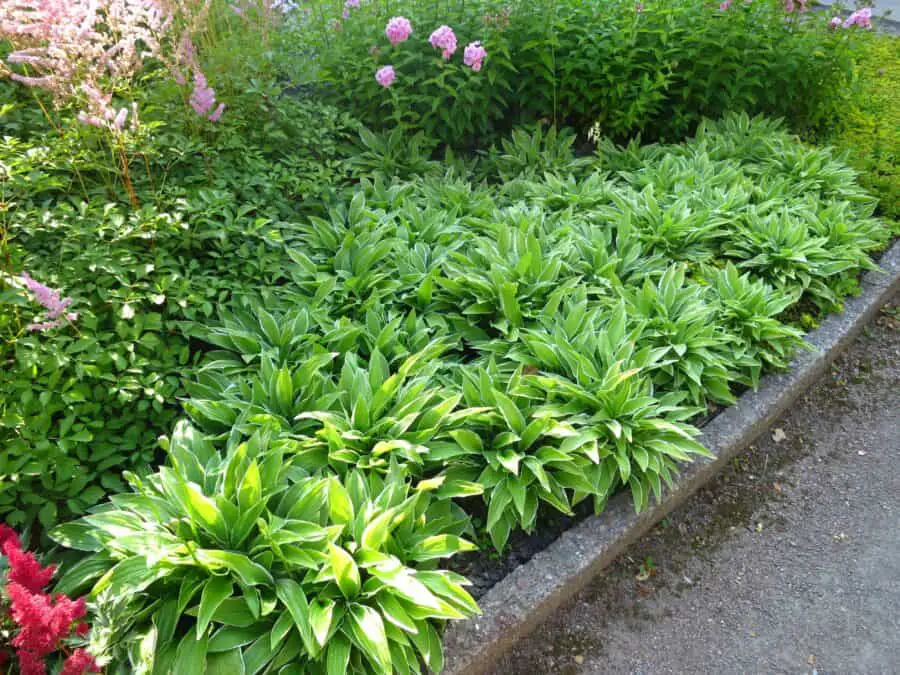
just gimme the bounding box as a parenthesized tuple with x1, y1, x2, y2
(1, 1, 898, 673)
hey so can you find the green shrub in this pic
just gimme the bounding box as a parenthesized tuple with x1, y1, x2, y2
(0, 76, 361, 534)
(820, 32, 899, 222)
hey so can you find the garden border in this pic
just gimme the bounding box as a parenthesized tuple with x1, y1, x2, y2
(442, 238, 900, 675)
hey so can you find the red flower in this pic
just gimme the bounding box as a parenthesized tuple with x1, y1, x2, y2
(75, 622, 90, 636)
(16, 649, 47, 675)
(61, 648, 101, 675)
(5, 545, 56, 593)
(7, 584, 86, 658)
(0, 523, 21, 552)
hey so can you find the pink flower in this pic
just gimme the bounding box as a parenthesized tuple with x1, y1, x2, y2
(0, 523, 22, 551)
(112, 107, 128, 130)
(720, 0, 732, 10)
(189, 68, 222, 119)
(829, 15, 842, 29)
(345, 0, 360, 7)
(375, 65, 396, 87)
(208, 102, 225, 122)
(843, 7, 872, 29)
(385, 16, 412, 45)
(342, 8, 349, 19)
(429, 25, 457, 60)
(20, 272, 76, 330)
(636, 2, 645, 12)
(463, 41, 487, 72)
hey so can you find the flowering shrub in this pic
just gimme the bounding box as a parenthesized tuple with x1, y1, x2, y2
(304, 0, 863, 146)
(0, 525, 100, 674)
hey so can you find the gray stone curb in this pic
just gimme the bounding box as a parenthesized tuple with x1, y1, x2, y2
(442, 238, 900, 675)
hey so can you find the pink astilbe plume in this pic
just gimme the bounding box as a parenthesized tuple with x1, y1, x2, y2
(20, 272, 77, 331)
(1, 0, 172, 101)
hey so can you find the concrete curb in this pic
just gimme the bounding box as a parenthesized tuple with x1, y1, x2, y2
(442, 239, 900, 675)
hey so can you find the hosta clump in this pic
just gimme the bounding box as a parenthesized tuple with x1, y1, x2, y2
(433, 365, 598, 552)
(476, 125, 591, 183)
(436, 223, 580, 342)
(626, 266, 741, 406)
(508, 302, 711, 514)
(723, 208, 855, 311)
(569, 219, 669, 292)
(289, 344, 483, 478)
(706, 264, 807, 387)
(51, 422, 479, 674)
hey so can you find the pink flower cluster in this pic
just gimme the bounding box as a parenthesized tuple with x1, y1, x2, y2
(429, 24, 457, 60)
(0, 525, 100, 675)
(171, 34, 225, 121)
(20, 272, 77, 332)
(375, 65, 396, 88)
(385, 16, 412, 45)
(77, 83, 138, 132)
(843, 7, 873, 29)
(464, 41, 487, 72)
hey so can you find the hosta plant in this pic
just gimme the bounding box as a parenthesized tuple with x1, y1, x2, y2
(509, 301, 711, 514)
(706, 263, 808, 387)
(433, 365, 598, 551)
(50, 422, 480, 674)
(626, 265, 741, 406)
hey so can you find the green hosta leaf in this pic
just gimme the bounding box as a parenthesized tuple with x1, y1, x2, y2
(347, 603, 391, 671)
(494, 391, 526, 434)
(326, 632, 352, 675)
(206, 648, 245, 675)
(375, 592, 418, 634)
(328, 543, 361, 598)
(238, 460, 262, 512)
(197, 577, 234, 639)
(274, 579, 317, 656)
(193, 550, 273, 587)
(327, 476, 354, 526)
(309, 597, 336, 647)
(173, 632, 208, 674)
(409, 535, 476, 562)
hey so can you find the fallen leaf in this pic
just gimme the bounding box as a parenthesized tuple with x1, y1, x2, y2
(808, 654, 817, 666)
(772, 428, 786, 443)
(574, 655, 584, 665)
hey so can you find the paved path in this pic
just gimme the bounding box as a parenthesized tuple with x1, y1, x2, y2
(500, 295, 900, 675)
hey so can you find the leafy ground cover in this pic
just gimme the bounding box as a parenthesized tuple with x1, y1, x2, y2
(0, 0, 896, 673)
